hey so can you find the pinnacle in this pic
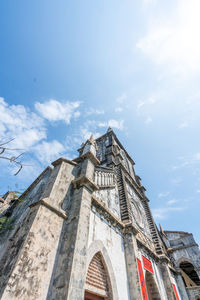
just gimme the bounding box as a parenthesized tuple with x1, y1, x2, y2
(107, 126, 113, 133)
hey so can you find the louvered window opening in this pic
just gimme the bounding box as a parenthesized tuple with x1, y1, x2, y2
(86, 253, 109, 293)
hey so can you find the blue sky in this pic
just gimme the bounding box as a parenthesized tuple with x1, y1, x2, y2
(0, 0, 200, 244)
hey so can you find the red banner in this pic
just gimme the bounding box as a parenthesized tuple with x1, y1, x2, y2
(137, 258, 148, 300)
(172, 284, 180, 300)
(142, 256, 154, 274)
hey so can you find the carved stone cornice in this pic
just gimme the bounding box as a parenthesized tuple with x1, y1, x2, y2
(158, 254, 171, 264)
(167, 243, 198, 253)
(92, 196, 124, 229)
(72, 176, 99, 192)
(20, 167, 52, 200)
(186, 286, 200, 290)
(123, 222, 139, 235)
(137, 239, 160, 261)
(74, 152, 100, 165)
(30, 198, 68, 220)
(52, 157, 77, 167)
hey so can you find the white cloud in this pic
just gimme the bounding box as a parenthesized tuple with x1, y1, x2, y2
(143, 0, 157, 5)
(0, 97, 46, 150)
(179, 121, 188, 129)
(171, 178, 182, 184)
(194, 153, 200, 160)
(34, 140, 65, 164)
(116, 93, 127, 104)
(115, 107, 123, 113)
(73, 111, 81, 119)
(77, 120, 102, 141)
(137, 94, 159, 114)
(158, 192, 170, 198)
(152, 206, 186, 220)
(186, 91, 200, 104)
(35, 99, 80, 124)
(173, 153, 200, 170)
(167, 199, 179, 205)
(145, 116, 152, 124)
(114, 93, 127, 113)
(137, 101, 145, 111)
(86, 108, 104, 116)
(98, 119, 124, 130)
(80, 128, 101, 141)
(137, 0, 200, 75)
(0, 97, 82, 173)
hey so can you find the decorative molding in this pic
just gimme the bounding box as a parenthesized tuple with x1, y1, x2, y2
(116, 165, 132, 223)
(86, 240, 119, 300)
(29, 198, 68, 220)
(72, 176, 99, 192)
(92, 196, 124, 230)
(94, 171, 116, 187)
(167, 244, 198, 252)
(19, 166, 52, 200)
(74, 152, 100, 165)
(52, 157, 77, 167)
(121, 164, 147, 201)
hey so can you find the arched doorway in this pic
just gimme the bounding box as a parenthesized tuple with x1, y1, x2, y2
(145, 271, 161, 300)
(84, 252, 113, 300)
(180, 261, 200, 287)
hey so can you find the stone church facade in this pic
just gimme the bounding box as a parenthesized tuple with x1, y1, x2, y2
(0, 128, 200, 299)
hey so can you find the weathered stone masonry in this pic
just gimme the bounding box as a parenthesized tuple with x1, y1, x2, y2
(0, 128, 199, 300)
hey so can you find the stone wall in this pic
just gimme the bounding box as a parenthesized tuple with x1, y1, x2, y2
(88, 210, 130, 300)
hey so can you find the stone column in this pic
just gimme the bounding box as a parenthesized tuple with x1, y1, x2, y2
(47, 146, 99, 300)
(160, 258, 179, 300)
(66, 153, 99, 300)
(124, 228, 143, 300)
(195, 268, 200, 280)
(175, 270, 189, 300)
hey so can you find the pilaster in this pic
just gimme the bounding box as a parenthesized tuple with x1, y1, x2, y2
(159, 258, 178, 300)
(175, 271, 189, 300)
(124, 229, 143, 300)
(47, 139, 98, 300)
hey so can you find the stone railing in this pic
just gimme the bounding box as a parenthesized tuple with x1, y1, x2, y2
(94, 171, 115, 187)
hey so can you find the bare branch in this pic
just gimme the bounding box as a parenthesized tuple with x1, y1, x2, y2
(0, 138, 15, 147)
(14, 152, 25, 160)
(14, 164, 23, 176)
(0, 139, 30, 176)
(0, 148, 5, 155)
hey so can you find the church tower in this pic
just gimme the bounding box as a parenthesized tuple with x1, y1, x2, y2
(0, 129, 195, 299)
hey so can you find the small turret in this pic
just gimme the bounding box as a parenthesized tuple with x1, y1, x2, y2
(81, 135, 98, 157)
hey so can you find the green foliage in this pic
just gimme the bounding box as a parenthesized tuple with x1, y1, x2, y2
(0, 216, 15, 233)
(12, 190, 24, 202)
(0, 189, 24, 233)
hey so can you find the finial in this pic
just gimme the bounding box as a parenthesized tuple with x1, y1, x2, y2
(159, 224, 166, 237)
(89, 134, 94, 143)
(107, 126, 113, 133)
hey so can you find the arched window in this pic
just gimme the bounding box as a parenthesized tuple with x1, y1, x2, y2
(180, 261, 200, 287)
(84, 252, 113, 300)
(145, 271, 161, 300)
